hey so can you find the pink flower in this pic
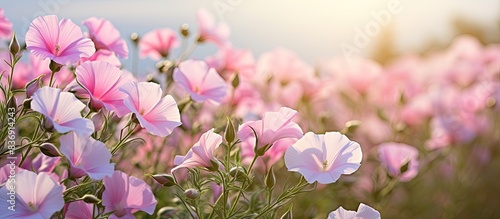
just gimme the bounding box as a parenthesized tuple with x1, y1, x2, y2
(173, 59, 228, 103)
(120, 81, 181, 137)
(139, 28, 179, 60)
(172, 129, 222, 172)
(66, 201, 96, 219)
(238, 107, 303, 153)
(82, 17, 128, 58)
(378, 142, 419, 182)
(31, 86, 94, 136)
(0, 8, 12, 39)
(0, 171, 64, 218)
(241, 137, 296, 172)
(102, 171, 157, 218)
(60, 132, 114, 180)
(327, 203, 381, 219)
(284, 132, 362, 184)
(25, 15, 95, 65)
(75, 61, 130, 117)
(205, 46, 256, 79)
(196, 8, 230, 46)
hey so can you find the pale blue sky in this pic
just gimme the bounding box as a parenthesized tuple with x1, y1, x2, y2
(1, 0, 499, 74)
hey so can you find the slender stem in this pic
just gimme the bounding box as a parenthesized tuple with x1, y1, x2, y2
(48, 69, 57, 87)
(178, 42, 198, 62)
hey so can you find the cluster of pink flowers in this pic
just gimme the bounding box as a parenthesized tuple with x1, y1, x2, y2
(0, 6, 498, 219)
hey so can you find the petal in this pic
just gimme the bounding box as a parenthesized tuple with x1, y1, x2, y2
(355, 203, 381, 219)
(125, 176, 157, 215)
(25, 15, 60, 61)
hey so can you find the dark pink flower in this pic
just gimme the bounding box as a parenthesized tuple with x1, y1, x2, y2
(173, 59, 228, 103)
(327, 203, 380, 219)
(82, 17, 128, 58)
(75, 61, 130, 116)
(139, 28, 179, 60)
(0, 8, 12, 39)
(378, 142, 419, 182)
(31, 86, 94, 136)
(196, 8, 230, 46)
(284, 132, 362, 184)
(0, 171, 64, 218)
(120, 81, 181, 137)
(172, 129, 222, 172)
(25, 15, 95, 65)
(102, 171, 157, 218)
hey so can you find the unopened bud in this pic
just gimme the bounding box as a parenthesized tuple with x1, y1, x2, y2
(230, 72, 240, 88)
(38, 143, 61, 157)
(81, 194, 101, 204)
(224, 117, 236, 144)
(7, 96, 17, 111)
(180, 23, 189, 37)
(9, 32, 20, 57)
(25, 76, 41, 99)
(184, 188, 199, 199)
(49, 60, 63, 73)
(130, 32, 140, 44)
(23, 98, 32, 110)
(149, 173, 176, 187)
(91, 110, 105, 132)
(265, 165, 276, 190)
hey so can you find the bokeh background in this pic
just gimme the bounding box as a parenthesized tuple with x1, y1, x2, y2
(2, 0, 499, 75)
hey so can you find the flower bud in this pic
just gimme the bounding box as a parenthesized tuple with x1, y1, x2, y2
(230, 72, 240, 88)
(265, 165, 276, 190)
(23, 98, 32, 110)
(7, 96, 17, 111)
(224, 117, 236, 144)
(91, 110, 105, 132)
(81, 194, 101, 204)
(184, 188, 199, 199)
(25, 76, 41, 99)
(130, 32, 140, 45)
(49, 60, 63, 73)
(149, 173, 176, 187)
(9, 32, 20, 57)
(38, 143, 61, 157)
(207, 159, 220, 172)
(180, 23, 189, 37)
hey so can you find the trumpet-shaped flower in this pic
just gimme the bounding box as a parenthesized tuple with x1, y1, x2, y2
(238, 107, 303, 153)
(196, 8, 230, 46)
(327, 203, 381, 219)
(0, 171, 64, 219)
(120, 81, 181, 137)
(139, 28, 179, 60)
(173, 59, 228, 103)
(378, 142, 419, 182)
(0, 8, 12, 39)
(31, 86, 94, 136)
(75, 61, 130, 117)
(172, 129, 222, 172)
(284, 132, 362, 184)
(102, 171, 157, 219)
(25, 15, 95, 65)
(59, 132, 114, 180)
(82, 17, 128, 58)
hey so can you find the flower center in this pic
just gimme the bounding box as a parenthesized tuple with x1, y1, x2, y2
(322, 160, 328, 171)
(28, 202, 37, 212)
(55, 45, 60, 56)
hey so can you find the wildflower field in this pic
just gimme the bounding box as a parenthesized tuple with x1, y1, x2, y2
(0, 3, 499, 219)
